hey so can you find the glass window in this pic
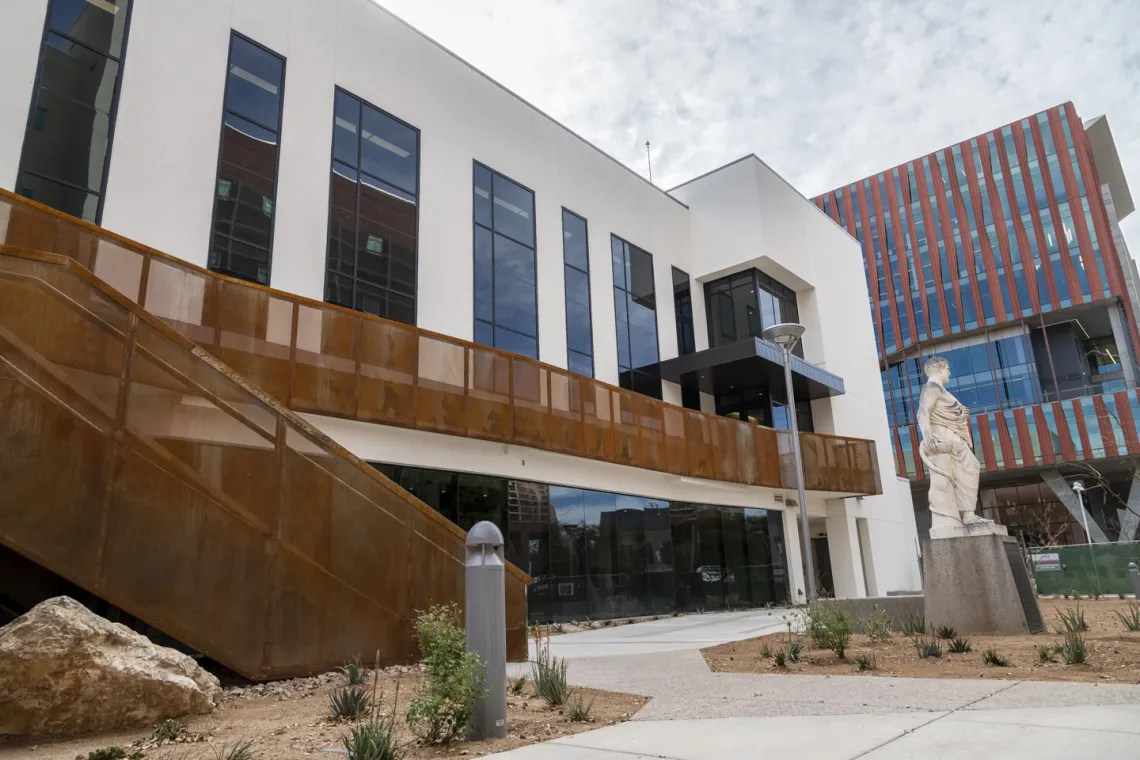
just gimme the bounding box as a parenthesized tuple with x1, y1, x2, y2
(563, 209, 593, 376)
(323, 89, 419, 324)
(673, 267, 696, 356)
(474, 163, 538, 358)
(17, 0, 132, 223)
(703, 269, 800, 355)
(612, 235, 661, 398)
(209, 34, 285, 285)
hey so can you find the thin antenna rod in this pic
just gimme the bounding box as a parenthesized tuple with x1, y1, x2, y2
(645, 140, 653, 183)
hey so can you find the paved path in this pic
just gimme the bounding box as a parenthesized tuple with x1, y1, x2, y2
(498, 610, 1140, 757)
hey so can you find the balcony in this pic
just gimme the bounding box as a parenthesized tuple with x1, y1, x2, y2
(0, 188, 882, 497)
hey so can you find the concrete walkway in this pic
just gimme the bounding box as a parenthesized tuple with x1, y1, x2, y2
(498, 610, 1140, 757)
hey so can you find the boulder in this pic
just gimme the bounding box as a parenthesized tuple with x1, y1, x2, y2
(0, 596, 221, 735)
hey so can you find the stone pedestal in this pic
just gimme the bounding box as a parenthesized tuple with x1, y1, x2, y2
(923, 533, 1044, 635)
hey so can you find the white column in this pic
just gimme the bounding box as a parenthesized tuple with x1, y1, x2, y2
(781, 506, 807, 605)
(824, 499, 868, 599)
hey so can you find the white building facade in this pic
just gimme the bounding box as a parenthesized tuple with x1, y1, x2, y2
(0, 0, 920, 615)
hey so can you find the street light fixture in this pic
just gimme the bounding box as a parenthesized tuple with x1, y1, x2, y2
(762, 321, 816, 603)
(1070, 480, 1102, 591)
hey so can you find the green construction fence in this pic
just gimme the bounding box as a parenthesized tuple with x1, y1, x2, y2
(1029, 542, 1140, 597)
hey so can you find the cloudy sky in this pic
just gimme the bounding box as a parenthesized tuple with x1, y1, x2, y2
(376, 0, 1140, 245)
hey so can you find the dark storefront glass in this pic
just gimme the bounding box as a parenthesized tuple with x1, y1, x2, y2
(704, 269, 800, 354)
(370, 463, 786, 622)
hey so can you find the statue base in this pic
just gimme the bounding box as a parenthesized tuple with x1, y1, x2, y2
(928, 520, 1008, 540)
(922, 534, 1044, 635)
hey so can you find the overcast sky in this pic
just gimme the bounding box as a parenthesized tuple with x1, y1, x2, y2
(376, 0, 1140, 247)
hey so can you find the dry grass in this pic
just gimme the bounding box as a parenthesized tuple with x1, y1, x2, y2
(702, 598, 1140, 684)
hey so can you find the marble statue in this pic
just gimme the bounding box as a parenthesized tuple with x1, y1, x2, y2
(917, 356, 1001, 537)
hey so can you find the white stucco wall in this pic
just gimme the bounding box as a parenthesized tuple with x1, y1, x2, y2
(0, 0, 50, 190)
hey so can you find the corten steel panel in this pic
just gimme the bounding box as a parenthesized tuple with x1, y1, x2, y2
(292, 304, 359, 417)
(547, 369, 584, 454)
(733, 419, 759, 485)
(1115, 390, 1140, 450)
(976, 136, 1021, 316)
(853, 181, 888, 353)
(510, 357, 549, 447)
(755, 426, 782, 487)
(610, 388, 640, 467)
(866, 175, 904, 350)
(942, 148, 987, 326)
(1028, 118, 1083, 303)
(662, 404, 687, 474)
(1013, 408, 1036, 468)
(962, 139, 1009, 322)
(882, 170, 922, 338)
(1011, 121, 1062, 309)
(711, 416, 740, 483)
(467, 346, 512, 442)
(1047, 108, 1105, 299)
(210, 279, 294, 402)
(913, 160, 953, 334)
(683, 409, 714, 479)
(1033, 406, 1056, 464)
(635, 395, 666, 472)
(357, 317, 418, 427)
(415, 334, 467, 435)
(1093, 395, 1118, 458)
(580, 379, 614, 461)
(994, 128, 1043, 312)
(1071, 399, 1093, 459)
(927, 151, 969, 327)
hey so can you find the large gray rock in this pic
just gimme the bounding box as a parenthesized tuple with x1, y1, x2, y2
(0, 596, 221, 735)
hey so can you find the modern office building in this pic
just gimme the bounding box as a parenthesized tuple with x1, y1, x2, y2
(0, 0, 918, 676)
(814, 104, 1140, 547)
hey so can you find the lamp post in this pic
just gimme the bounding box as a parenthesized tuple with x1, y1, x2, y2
(762, 322, 816, 603)
(1070, 480, 1102, 592)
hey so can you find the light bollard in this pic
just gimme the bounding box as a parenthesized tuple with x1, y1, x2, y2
(1130, 562, 1140, 600)
(465, 521, 507, 739)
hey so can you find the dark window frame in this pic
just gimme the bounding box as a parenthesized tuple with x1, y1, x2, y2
(671, 265, 696, 356)
(472, 160, 540, 359)
(322, 85, 421, 325)
(207, 30, 287, 286)
(612, 233, 661, 399)
(562, 207, 593, 377)
(17, 0, 136, 224)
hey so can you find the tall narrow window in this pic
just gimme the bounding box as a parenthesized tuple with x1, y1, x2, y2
(17, 0, 133, 222)
(562, 209, 593, 376)
(612, 234, 661, 398)
(208, 33, 285, 285)
(324, 89, 419, 324)
(672, 266, 696, 356)
(473, 163, 538, 359)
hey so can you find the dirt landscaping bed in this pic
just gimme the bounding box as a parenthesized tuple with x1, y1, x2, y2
(702, 598, 1140, 684)
(0, 667, 647, 760)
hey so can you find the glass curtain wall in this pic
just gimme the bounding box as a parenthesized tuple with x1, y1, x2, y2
(612, 235, 661, 398)
(371, 463, 788, 621)
(562, 209, 593, 376)
(704, 269, 801, 354)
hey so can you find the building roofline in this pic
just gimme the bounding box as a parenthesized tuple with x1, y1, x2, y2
(370, 1, 688, 210)
(1084, 114, 1134, 220)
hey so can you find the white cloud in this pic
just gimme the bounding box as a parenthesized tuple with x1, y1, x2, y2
(375, 0, 1140, 244)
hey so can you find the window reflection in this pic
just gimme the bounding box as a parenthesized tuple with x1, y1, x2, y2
(704, 269, 800, 354)
(612, 234, 661, 398)
(563, 209, 593, 376)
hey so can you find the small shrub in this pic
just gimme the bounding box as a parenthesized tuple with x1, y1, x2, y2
(532, 627, 570, 707)
(1120, 593, 1128, 600)
(1115, 602, 1140, 632)
(88, 748, 126, 760)
(901, 614, 926, 636)
(983, 648, 1010, 667)
(567, 693, 595, 722)
(510, 673, 530, 694)
(342, 717, 403, 760)
(787, 639, 804, 663)
(914, 636, 942, 659)
(341, 655, 367, 685)
(406, 604, 487, 745)
(864, 605, 893, 642)
(1055, 604, 1088, 633)
(1038, 646, 1058, 663)
(1090, 581, 1103, 601)
(331, 686, 372, 720)
(805, 599, 853, 658)
(1059, 630, 1087, 665)
(935, 625, 957, 641)
(773, 649, 787, 667)
(854, 654, 876, 671)
(948, 637, 972, 654)
(212, 741, 256, 760)
(601, 619, 614, 627)
(759, 643, 772, 658)
(552, 622, 566, 633)
(151, 718, 186, 743)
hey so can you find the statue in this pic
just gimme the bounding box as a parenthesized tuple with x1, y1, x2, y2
(917, 356, 997, 535)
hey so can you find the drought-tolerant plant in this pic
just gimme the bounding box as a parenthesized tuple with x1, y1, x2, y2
(1115, 601, 1140, 632)
(901, 613, 926, 636)
(510, 673, 530, 694)
(1090, 580, 1103, 601)
(1038, 645, 1058, 663)
(864, 605, 893, 642)
(805, 599, 853, 658)
(532, 625, 570, 707)
(914, 636, 943, 659)
(331, 686, 372, 720)
(567, 693, 595, 722)
(151, 718, 186, 743)
(759, 643, 772, 659)
(553, 622, 566, 633)
(212, 741, 256, 760)
(947, 637, 972, 654)
(982, 648, 1010, 667)
(341, 655, 368, 686)
(406, 604, 487, 745)
(1055, 604, 1088, 634)
(773, 649, 788, 667)
(787, 639, 804, 663)
(88, 748, 126, 760)
(935, 625, 958, 641)
(342, 717, 402, 760)
(854, 654, 876, 671)
(1059, 630, 1088, 665)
